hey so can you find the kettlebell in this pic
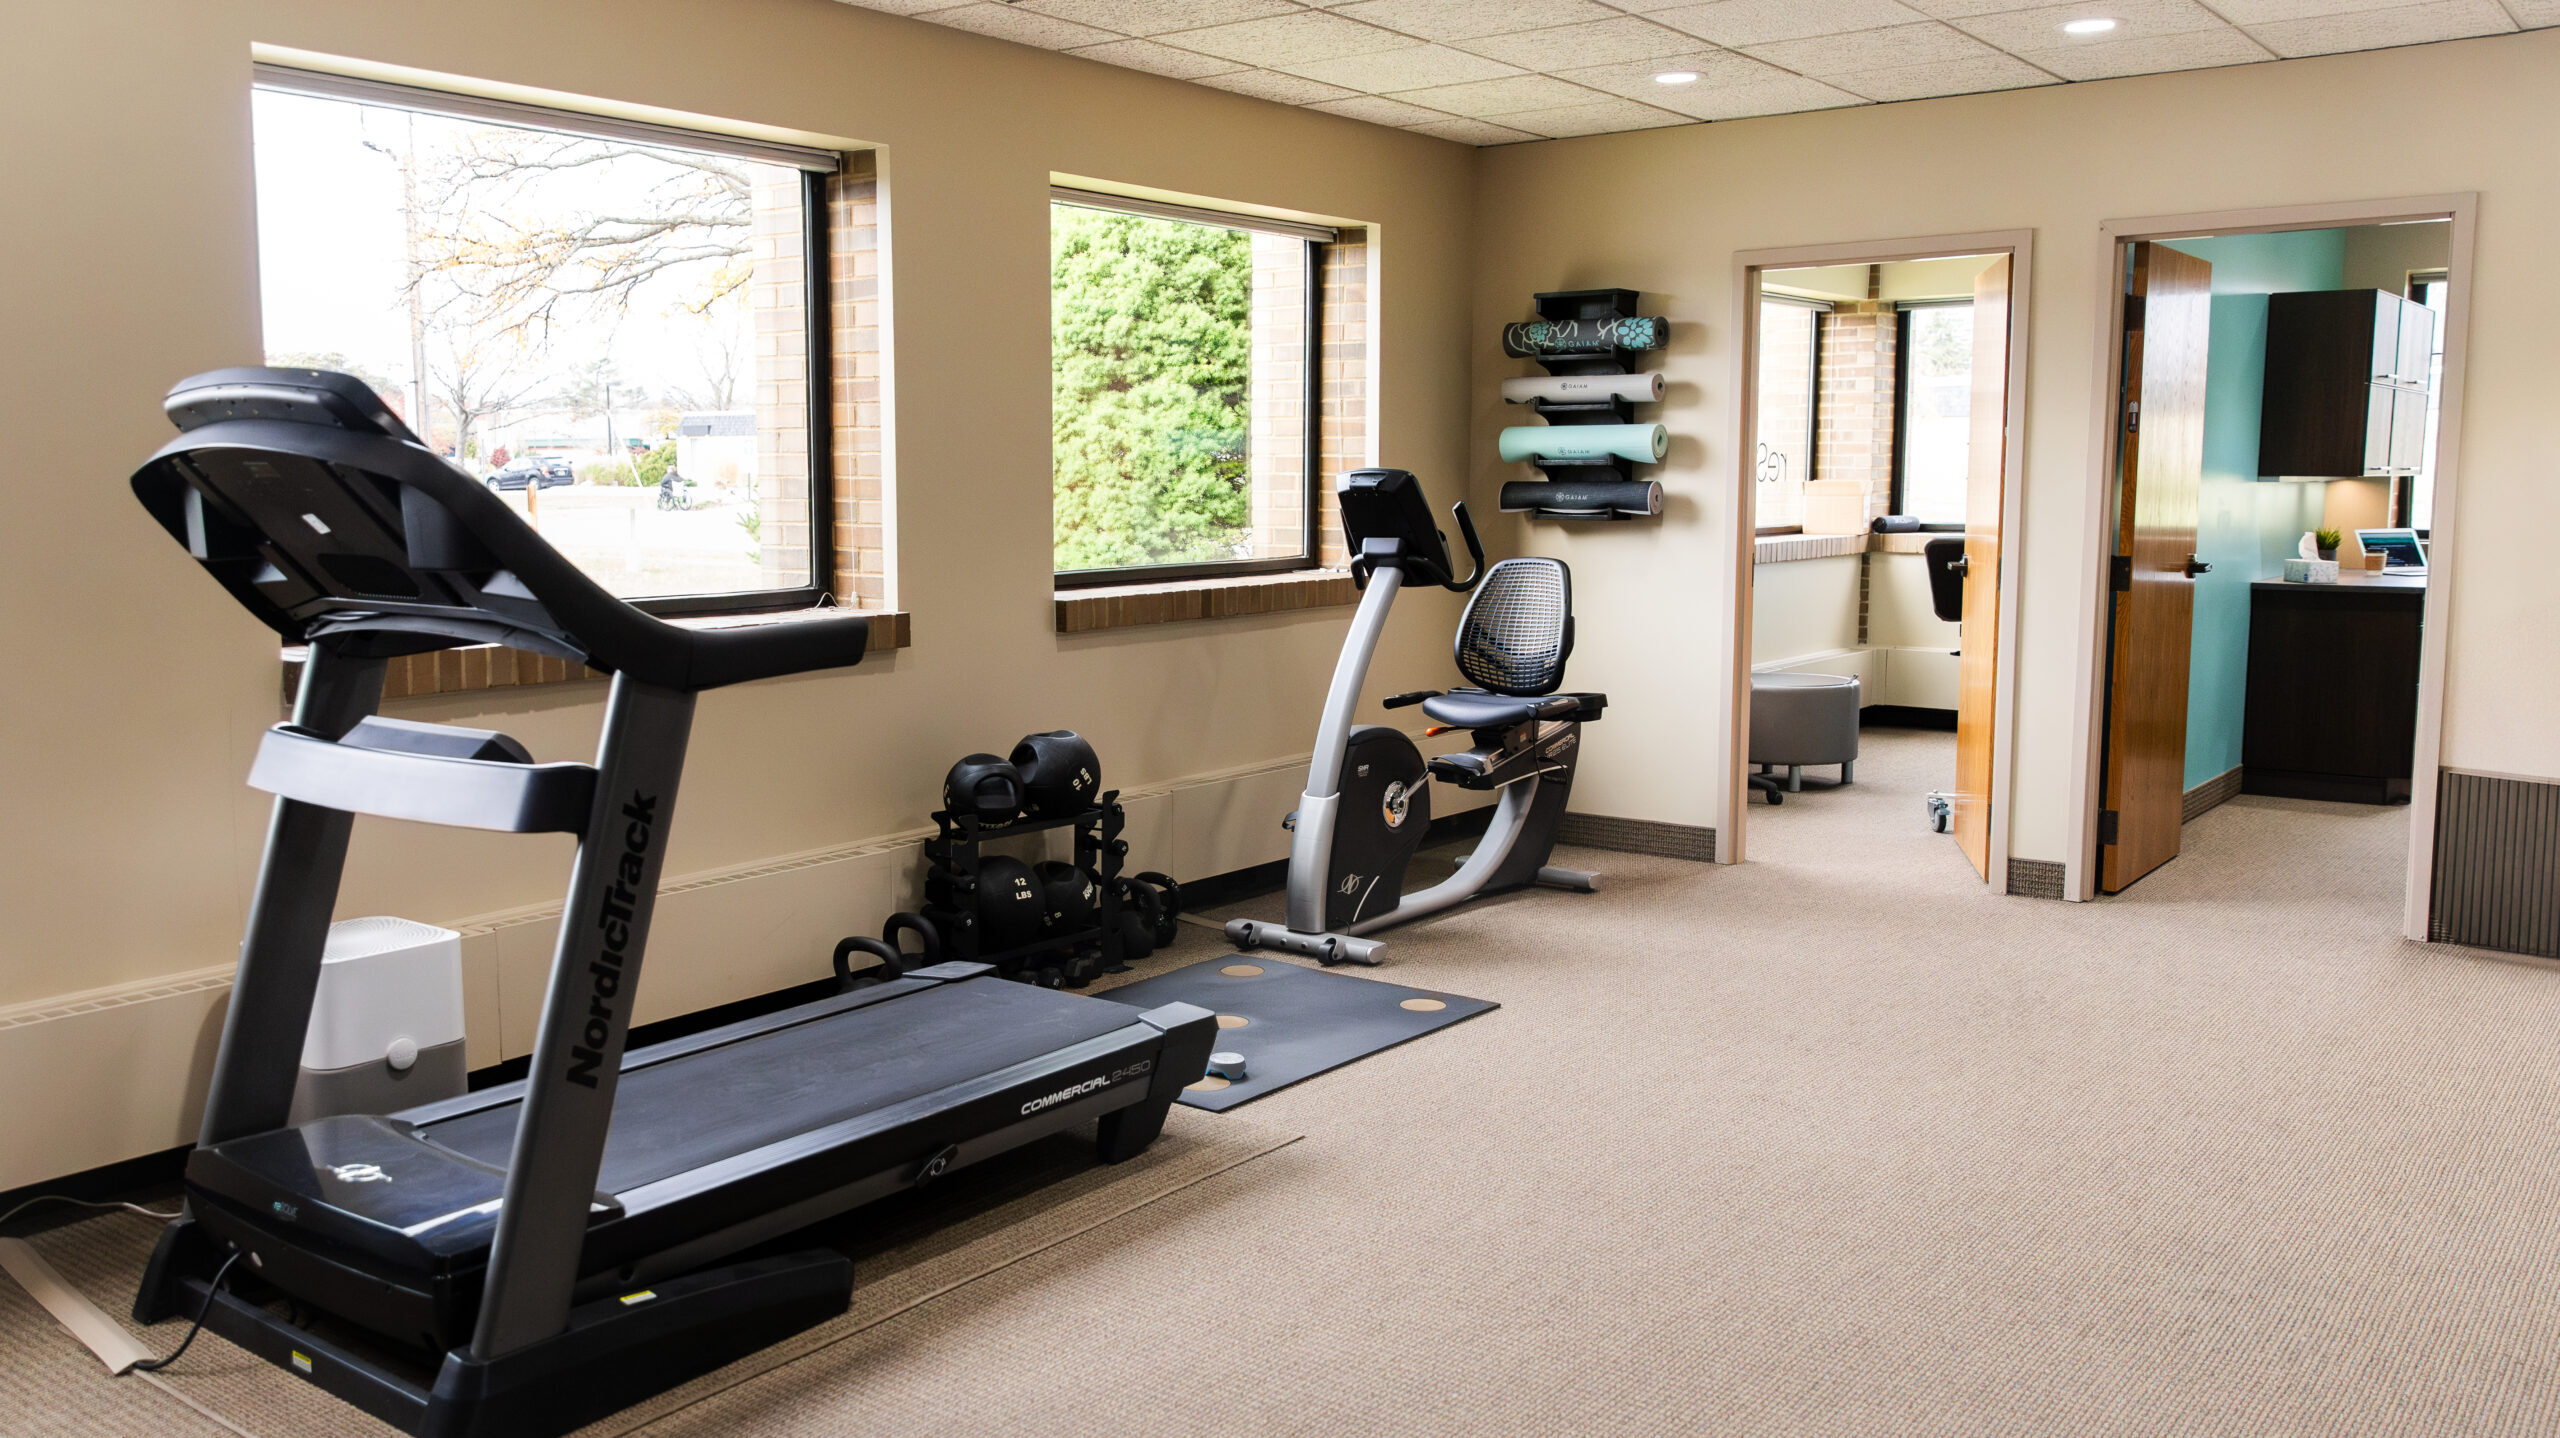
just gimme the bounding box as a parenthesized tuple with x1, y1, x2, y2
(1010, 731, 1101, 817)
(1130, 871, 1183, 948)
(1112, 876, 1164, 962)
(1032, 860, 1100, 937)
(883, 911, 941, 971)
(943, 754, 1024, 829)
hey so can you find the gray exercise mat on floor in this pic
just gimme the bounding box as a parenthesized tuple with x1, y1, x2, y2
(1098, 957, 1496, 1111)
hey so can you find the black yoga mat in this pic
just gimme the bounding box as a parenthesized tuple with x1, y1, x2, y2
(1501, 315, 1667, 357)
(1096, 957, 1496, 1112)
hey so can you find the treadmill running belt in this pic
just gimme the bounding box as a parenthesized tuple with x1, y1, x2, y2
(419, 982, 1133, 1193)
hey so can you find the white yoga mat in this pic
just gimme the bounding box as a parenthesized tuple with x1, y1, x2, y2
(1500, 373, 1664, 405)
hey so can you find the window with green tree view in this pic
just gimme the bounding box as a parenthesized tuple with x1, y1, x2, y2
(1051, 197, 1318, 582)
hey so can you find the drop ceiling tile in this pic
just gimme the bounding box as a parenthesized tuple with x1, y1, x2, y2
(1192, 68, 1366, 103)
(1017, 0, 1303, 35)
(2506, 0, 2559, 26)
(1648, 72, 1873, 116)
(1403, 116, 1548, 143)
(1828, 51, 2062, 97)
(918, 2, 1121, 47)
(2011, 22, 2273, 74)
(1953, 0, 2232, 50)
(1557, 47, 1803, 101)
(1487, 97, 1698, 135)
(1064, 38, 1255, 77)
(1387, 72, 1612, 115)
(1157, 9, 1424, 64)
(2205, 0, 2439, 21)
(1647, 0, 1934, 48)
(2246, 0, 2515, 50)
(1306, 94, 1470, 124)
(832, 0, 974, 16)
(1449, 15, 1708, 67)
(1331, 0, 1625, 41)
(1741, 21, 2004, 73)
(1893, 0, 2058, 15)
(1278, 42, 1526, 88)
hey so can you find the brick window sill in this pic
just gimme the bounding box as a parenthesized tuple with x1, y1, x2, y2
(280, 607, 912, 705)
(1055, 569, 1358, 634)
(1755, 531, 1939, 565)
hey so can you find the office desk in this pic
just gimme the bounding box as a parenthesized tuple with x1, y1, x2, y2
(2242, 570, 2426, 804)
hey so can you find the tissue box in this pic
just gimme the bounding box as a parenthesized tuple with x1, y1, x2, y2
(2282, 558, 2340, 584)
(1801, 481, 1869, 535)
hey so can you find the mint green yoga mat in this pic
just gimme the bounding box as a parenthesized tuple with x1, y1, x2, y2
(1498, 424, 1667, 464)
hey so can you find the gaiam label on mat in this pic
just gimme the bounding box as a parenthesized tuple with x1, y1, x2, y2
(1019, 1060, 1153, 1116)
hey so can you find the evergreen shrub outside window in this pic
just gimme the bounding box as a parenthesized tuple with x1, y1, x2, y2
(1052, 200, 1317, 582)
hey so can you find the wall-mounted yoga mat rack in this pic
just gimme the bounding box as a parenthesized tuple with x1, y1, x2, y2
(1500, 288, 1666, 521)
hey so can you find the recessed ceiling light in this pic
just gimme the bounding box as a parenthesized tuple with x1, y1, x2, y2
(2061, 16, 2119, 34)
(1654, 70, 1701, 85)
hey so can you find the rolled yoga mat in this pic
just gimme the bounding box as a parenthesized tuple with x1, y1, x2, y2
(1501, 316, 1667, 357)
(1502, 479, 1663, 517)
(1501, 372, 1665, 405)
(1498, 423, 1667, 465)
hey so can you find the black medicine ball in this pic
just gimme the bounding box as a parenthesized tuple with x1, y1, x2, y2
(973, 855, 1045, 952)
(1032, 860, 1100, 935)
(944, 754, 1024, 828)
(1010, 731, 1101, 817)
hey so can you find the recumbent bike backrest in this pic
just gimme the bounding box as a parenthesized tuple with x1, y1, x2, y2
(1454, 558, 1574, 698)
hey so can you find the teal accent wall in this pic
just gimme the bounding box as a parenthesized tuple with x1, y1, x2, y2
(2159, 232, 2346, 791)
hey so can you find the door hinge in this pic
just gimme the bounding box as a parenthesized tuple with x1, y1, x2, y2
(2098, 809, 2119, 845)
(2125, 399, 2140, 433)
(2111, 555, 2133, 592)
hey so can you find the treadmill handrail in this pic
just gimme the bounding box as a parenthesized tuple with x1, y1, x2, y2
(250, 724, 599, 833)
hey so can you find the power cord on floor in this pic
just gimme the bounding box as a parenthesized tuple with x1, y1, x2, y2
(129, 1250, 241, 1374)
(0, 1194, 181, 1230)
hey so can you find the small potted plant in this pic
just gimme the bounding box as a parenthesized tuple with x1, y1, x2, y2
(2315, 527, 2342, 561)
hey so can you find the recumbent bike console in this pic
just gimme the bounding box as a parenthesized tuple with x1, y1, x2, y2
(126, 368, 1215, 1438)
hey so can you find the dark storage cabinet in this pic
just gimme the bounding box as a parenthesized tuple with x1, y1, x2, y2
(2242, 577, 2424, 804)
(2258, 289, 2434, 480)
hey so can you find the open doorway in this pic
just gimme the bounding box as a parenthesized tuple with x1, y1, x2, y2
(2071, 198, 2475, 930)
(1722, 233, 2031, 887)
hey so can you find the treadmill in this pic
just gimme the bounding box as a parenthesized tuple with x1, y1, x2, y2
(125, 368, 1215, 1438)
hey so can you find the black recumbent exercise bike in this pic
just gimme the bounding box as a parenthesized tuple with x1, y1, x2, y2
(1226, 468, 1607, 966)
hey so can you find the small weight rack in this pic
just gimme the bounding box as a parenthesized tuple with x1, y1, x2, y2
(1503, 287, 1666, 522)
(924, 792, 1128, 988)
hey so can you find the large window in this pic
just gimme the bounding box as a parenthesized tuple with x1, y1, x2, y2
(1892, 300, 1973, 526)
(1051, 192, 1325, 584)
(250, 68, 838, 614)
(1753, 295, 1823, 532)
(2402, 272, 2449, 531)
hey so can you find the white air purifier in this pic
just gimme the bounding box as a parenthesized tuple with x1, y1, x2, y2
(288, 916, 468, 1123)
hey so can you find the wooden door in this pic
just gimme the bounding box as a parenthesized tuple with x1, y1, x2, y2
(1948, 256, 2011, 879)
(2099, 242, 2213, 892)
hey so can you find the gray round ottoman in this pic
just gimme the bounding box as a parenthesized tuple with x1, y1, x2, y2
(1750, 672, 1860, 792)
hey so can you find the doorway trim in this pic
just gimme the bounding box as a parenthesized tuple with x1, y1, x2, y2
(1719, 229, 2036, 884)
(2064, 193, 2479, 932)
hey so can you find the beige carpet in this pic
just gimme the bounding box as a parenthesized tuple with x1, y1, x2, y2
(16, 725, 2560, 1435)
(0, 1108, 1294, 1437)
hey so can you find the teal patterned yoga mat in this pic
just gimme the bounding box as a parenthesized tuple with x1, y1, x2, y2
(1498, 423, 1667, 464)
(1501, 315, 1667, 356)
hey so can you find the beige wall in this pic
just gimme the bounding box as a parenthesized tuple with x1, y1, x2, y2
(1471, 29, 2560, 865)
(0, 0, 1480, 1179)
